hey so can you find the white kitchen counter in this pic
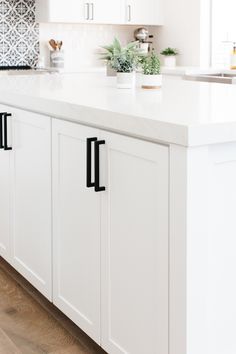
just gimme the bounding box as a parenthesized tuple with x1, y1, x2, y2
(162, 65, 236, 76)
(0, 72, 236, 146)
(1, 71, 236, 354)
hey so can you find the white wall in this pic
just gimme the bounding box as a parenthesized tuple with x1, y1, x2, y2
(156, 0, 211, 67)
(39, 23, 155, 71)
(211, 0, 236, 67)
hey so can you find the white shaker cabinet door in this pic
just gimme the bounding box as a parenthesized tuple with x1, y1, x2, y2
(91, 0, 124, 24)
(125, 0, 163, 25)
(52, 119, 101, 344)
(36, 0, 86, 23)
(0, 109, 11, 262)
(101, 132, 169, 354)
(0, 148, 11, 261)
(10, 109, 52, 300)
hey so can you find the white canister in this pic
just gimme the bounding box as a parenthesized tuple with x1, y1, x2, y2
(141, 74, 162, 89)
(50, 50, 64, 68)
(117, 72, 135, 89)
(164, 56, 176, 68)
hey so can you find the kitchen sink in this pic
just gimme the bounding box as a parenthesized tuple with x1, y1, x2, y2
(184, 72, 236, 84)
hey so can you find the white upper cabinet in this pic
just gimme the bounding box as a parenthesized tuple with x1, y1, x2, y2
(35, 0, 86, 23)
(35, 0, 123, 24)
(125, 0, 163, 25)
(35, 0, 163, 25)
(90, 0, 124, 24)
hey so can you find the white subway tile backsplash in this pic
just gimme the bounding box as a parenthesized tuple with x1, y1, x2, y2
(39, 23, 143, 71)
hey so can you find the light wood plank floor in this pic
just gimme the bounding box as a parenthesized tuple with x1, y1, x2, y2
(0, 258, 106, 354)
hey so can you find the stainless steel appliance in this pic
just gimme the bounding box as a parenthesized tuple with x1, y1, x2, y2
(134, 28, 154, 55)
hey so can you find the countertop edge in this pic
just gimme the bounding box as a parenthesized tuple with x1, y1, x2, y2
(0, 90, 190, 147)
(1, 89, 236, 148)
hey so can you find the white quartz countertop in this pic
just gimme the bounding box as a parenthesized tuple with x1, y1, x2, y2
(162, 66, 236, 76)
(1, 72, 236, 146)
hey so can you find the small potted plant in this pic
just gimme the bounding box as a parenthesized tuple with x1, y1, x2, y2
(141, 51, 162, 89)
(101, 38, 138, 83)
(160, 47, 178, 67)
(101, 38, 138, 88)
(100, 42, 117, 77)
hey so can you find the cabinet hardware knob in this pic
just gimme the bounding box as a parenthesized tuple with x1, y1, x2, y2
(4, 113, 12, 151)
(86, 137, 97, 188)
(0, 112, 7, 149)
(90, 3, 94, 20)
(127, 5, 131, 22)
(95, 140, 105, 192)
(85, 3, 90, 20)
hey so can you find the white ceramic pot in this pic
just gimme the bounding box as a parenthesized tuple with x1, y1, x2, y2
(141, 74, 162, 89)
(164, 56, 176, 67)
(117, 72, 135, 89)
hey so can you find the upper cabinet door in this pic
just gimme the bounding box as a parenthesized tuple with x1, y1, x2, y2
(10, 109, 52, 300)
(35, 0, 87, 23)
(36, 0, 163, 24)
(36, 0, 123, 23)
(100, 132, 169, 354)
(91, 0, 124, 24)
(52, 119, 101, 344)
(125, 0, 163, 25)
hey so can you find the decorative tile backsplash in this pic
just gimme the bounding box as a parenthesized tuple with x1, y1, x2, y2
(0, 0, 39, 67)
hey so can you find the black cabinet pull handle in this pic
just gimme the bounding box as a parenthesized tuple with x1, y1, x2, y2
(4, 113, 12, 151)
(95, 140, 106, 192)
(0, 112, 7, 149)
(86, 137, 97, 188)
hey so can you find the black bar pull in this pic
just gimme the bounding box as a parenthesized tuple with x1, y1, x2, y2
(95, 140, 106, 192)
(4, 113, 12, 151)
(0, 112, 6, 149)
(86, 137, 97, 188)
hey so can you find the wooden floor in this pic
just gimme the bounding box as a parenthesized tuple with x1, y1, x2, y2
(0, 258, 106, 354)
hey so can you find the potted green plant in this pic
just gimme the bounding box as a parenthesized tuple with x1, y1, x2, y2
(141, 51, 162, 89)
(100, 42, 117, 77)
(160, 47, 178, 67)
(101, 38, 138, 88)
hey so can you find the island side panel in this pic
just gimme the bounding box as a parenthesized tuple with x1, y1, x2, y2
(170, 145, 209, 354)
(169, 144, 188, 354)
(206, 142, 236, 354)
(185, 146, 209, 354)
(170, 142, 236, 354)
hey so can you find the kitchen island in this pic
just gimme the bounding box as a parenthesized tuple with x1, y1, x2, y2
(0, 73, 236, 354)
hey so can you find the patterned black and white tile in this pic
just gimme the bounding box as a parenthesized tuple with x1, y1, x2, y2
(0, 0, 39, 67)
